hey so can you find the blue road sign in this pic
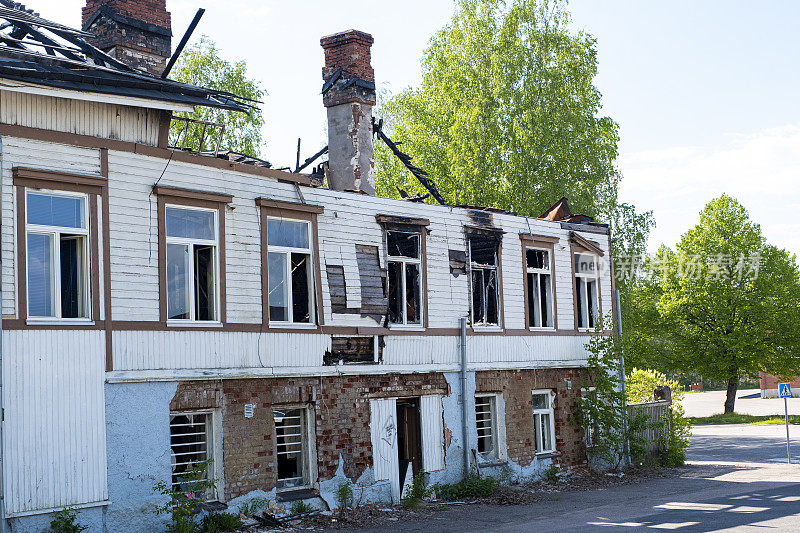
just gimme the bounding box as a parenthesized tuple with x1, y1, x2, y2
(779, 383, 792, 398)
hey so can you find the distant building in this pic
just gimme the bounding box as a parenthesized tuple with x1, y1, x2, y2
(759, 372, 800, 398)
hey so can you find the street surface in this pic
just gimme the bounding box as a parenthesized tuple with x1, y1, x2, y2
(350, 423, 800, 532)
(680, 388, 800, 418)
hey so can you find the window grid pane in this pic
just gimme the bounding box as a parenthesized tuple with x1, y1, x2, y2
(166, 207, 215, 241)
(27, 232, 55, 317)
(475, 396, 495, 457)
(274, 408, 307, 488)
(27, 192, 85, 229)
(170, 413, 213, 498)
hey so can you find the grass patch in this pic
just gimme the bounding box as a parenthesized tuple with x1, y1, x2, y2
(432, 475, 498, 501)
(688, 413, 800, 425)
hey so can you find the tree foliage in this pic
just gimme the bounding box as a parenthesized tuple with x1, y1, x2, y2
(169, 36, 266, 159)
(375, 0, 653, 261)
(625, 195, 800, 413)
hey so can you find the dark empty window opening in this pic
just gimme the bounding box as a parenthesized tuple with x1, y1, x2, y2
(574, 252, 599, 329)
(468, 235, 500, 326)
(170, 412, 216, 500)
(274, 407, 312, 490)
(387, 231, 422, 326)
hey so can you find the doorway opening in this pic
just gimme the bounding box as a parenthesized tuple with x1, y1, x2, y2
(396, 397, 422, 495)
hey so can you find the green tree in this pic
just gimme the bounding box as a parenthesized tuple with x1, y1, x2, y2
(169, 35, 266, 158)
(627, 195, 800, 413)
(375, 0, 653, 262)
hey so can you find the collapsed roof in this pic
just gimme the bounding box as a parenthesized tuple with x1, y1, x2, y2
(0, 0, 253, 112)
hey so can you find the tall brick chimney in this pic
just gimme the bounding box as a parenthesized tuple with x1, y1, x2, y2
(320, 30, 376, 195)
(82, 0, 172, 76)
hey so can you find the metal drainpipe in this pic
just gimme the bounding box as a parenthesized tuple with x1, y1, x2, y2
(616, 289, 630, 467)
(0, 134, 7, 533)
(460, 317, 470, 477)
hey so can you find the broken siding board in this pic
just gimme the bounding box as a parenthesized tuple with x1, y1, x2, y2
(326, 265, 355, 314)
(355, 244, 387, 316)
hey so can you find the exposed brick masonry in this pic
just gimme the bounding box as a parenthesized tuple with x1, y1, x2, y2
(476, 368, 588, 467)
(82, 0, 171, 31)
(172, 373, 449, 500)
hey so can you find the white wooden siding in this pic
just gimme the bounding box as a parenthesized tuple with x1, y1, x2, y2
(2, 330, 108, 515)
(0, 90, 161, 145)
(420, 394, 445, 471)
(113, 330, 330, 371)
(1, 137, 102, 316)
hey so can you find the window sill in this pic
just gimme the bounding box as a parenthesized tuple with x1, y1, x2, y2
(276, 487, 316, 502)
(529, 327, 556, 332)
(26, 318, 94, 326)
(472, 325, 503, 333)
(269, 322, 318, 329)
(387, 324, 425, 332)
(166, 320, 223, 328)
(477, 459, 508, 468)
(535, 451, 561, 459)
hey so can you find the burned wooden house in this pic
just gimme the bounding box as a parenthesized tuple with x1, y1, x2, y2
(0, 1, 616, 531)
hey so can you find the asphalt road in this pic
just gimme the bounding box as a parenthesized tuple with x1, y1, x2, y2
(680, 388, 800, 418)
(348, 425, 800, 532)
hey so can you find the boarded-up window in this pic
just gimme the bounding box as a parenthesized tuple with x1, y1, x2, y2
(326, 265, 353, 314)
(324, 336, 376, 365)
(356, 244, 388, 316)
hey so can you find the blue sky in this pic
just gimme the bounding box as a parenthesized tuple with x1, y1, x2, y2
(27, 0, 800, 258)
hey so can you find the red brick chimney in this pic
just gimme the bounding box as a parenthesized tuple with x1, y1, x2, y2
(82, 0, 172, 76)
(320, 30, 376, 195)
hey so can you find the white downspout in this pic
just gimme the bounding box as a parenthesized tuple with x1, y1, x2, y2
(0, 133, 7, 533)
(460, 317, 470, 476)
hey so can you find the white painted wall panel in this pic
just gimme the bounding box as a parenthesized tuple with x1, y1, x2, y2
(0, 90, 160, 145)
(420, 394, 445, 472)
(369, 397, 398, 492)
(467, 334, 589, 367)
(113, 330, 330, 371)
(2, 330, 108, 514)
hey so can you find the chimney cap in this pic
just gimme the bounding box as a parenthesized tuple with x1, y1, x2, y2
(320, 29, 374, 48)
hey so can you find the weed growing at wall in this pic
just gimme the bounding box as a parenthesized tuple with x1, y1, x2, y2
(153, 460, 216, 533)
(236, 497, 269, 519)
(335, 481, 354, 514)
(200, 512, 242, 533)
(402, 470, 433, 509)
(50, 507, 88, 533)
(432, 475, 498, 501)
(290, 501, 313, 515)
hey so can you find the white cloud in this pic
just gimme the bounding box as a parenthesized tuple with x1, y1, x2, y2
(619, 124, 800, 259)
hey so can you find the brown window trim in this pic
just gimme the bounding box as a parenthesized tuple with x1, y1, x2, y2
(257, 198, 325, 328)
(154, 186, 230, 325)
(570, 231, 604, 257)
(520, 234, 559, 331)
(466, 227, 505, 331)
(379, 219, 429, 329)
(570, 243, 603, 331)
(11, 167, 106, 328)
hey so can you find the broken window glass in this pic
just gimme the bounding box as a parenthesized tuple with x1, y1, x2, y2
(475, 395, 497, 459)
(267, 218, 315, 324)
(387, 230, 423, 325)
(526, 247, 553, 328)
(26, 191, 90, 319)
(469, 235, 500, 326)
(170, 412, 216, 500)
(387, 231, 419, 258)
(165, 206, 218, 322)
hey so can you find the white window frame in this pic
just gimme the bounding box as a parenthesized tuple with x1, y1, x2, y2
(475, 394, 499, 461)
(266, 216, 315, 326)
(532, 389, 556, 455)
(468, 237, 501, 328)
(165, 204, 221, 324)
(574, 252, 599, 331)
(273, 405, 318, 491)
(24, 189, 91, 322)
(169, 409, 224, 501)
(386, 230, 424, 327)
(526, 246, 554, 330)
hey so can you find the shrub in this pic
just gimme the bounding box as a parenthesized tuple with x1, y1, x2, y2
(542, 464, 559, 483)
(433, 475, 498, 501)
(50, 508, 88, 533)
(201, 512, 242, 533)
(153, 460, 215, 533)
(290, 500, 312, 515)
(402, 469, 432, 509)
(335, 481, 354, 510)
(237, 497, 268, 518)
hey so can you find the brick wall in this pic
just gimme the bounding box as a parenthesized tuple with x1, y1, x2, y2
(82, 0, 171, 31)
(759, 371, 800, 391)
(172, 373, 449, 500)
(476, 368, 588, 467)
